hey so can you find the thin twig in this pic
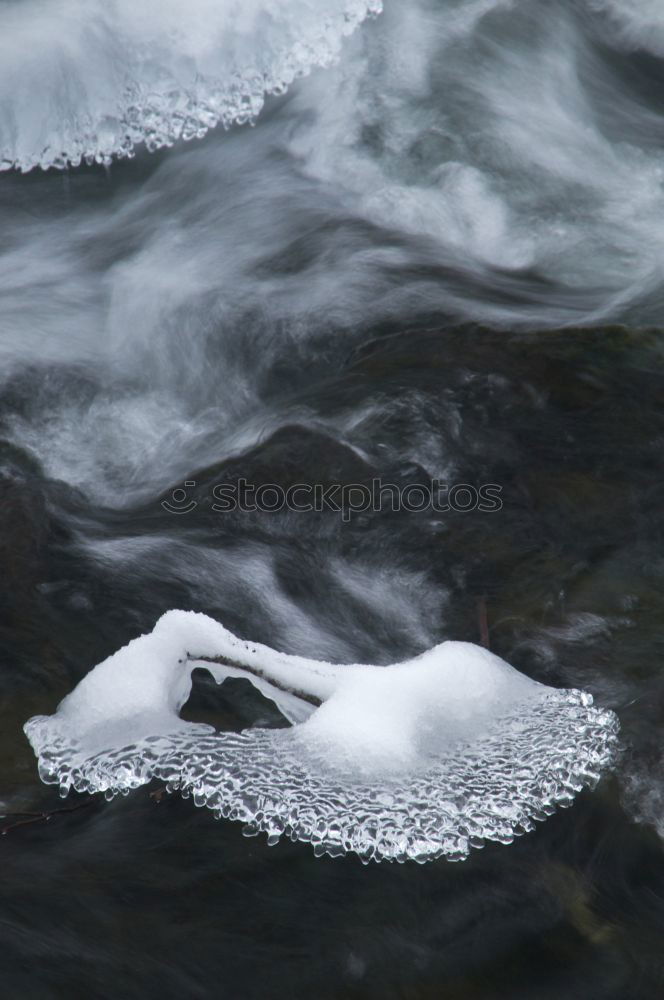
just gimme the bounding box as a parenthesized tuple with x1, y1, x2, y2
(190, 653, 322, 708)
(477, 595, 490, 650)
(1, 798, 97, 835)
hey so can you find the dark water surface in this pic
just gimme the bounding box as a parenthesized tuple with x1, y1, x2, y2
(2, 0, 664, 997)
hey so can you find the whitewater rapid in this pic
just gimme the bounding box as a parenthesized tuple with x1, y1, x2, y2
(3, 0, 664, 509)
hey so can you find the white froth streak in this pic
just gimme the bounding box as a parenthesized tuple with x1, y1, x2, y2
(588, 0, 664, 55)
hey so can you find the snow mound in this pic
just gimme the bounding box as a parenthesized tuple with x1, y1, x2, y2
(25, 610, 619, 862)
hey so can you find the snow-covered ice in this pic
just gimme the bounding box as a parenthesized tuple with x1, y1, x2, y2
(25, 610, 619, 862)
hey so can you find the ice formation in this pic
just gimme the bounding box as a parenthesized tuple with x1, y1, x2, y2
(0, 0, 382, 172)
(24, 610, 619, 863)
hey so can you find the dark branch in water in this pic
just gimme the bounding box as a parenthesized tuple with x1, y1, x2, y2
(189, 653, 323, 708)
(0, 798, 97, 835)
(477, 596, 490, 650)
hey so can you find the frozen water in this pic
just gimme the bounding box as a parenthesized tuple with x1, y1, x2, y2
(25, 611, 620, 862)
(0, 0, 382, 172)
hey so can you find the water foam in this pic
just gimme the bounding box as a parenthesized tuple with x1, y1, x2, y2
(0, 0, 382, 173)
(6, 0, 664, 510)
(588, 0, 664, 56)
(25, 610, 620, 862)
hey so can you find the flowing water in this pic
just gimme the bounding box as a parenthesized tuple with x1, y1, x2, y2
(2, 0, 664, 996)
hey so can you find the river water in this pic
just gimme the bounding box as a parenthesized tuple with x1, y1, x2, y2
(1, 0, 664, 997)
